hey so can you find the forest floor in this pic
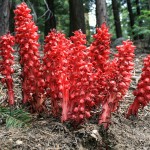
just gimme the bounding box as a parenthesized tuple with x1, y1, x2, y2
(0, 49, 150, 150)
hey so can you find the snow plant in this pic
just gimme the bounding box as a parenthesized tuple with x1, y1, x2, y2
(97, 40, 135, 128)
(126, 55, 150, 118)
(14, 3, 45, 111)
(0, 34, 15, 105)
(43, 30, 72, 118)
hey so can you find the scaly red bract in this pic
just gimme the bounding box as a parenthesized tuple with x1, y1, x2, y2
(0, 33, 15, 105)
(126, 55, 150, 118)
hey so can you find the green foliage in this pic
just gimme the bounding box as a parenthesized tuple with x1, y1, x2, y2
(54, 0, 69, 36)
(134, 10, 150, 37)
(121, 7, 131, 38)
(0, 106, 31, 128)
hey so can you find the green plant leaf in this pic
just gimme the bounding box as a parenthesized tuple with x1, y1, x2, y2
(0, 106, 31, 128)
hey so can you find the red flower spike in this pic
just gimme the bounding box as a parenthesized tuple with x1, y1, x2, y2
(14, 3, 45, 111)
(99, 40, 135, 129)
(43, 30, 71, 118)
(89, 23, 111, 72)
(126, 55, 150, 118)
(68, 30, 96, 124)
(0, 34, 15, 105)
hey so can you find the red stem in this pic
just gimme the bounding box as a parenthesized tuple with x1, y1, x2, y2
(6, 79, 14, 106)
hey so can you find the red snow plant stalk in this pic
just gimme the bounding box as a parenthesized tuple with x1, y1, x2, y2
(43, 30, 71, 117)
(14, 2, 45, 111)
(0, 33, 15, 105)
(99, 40, 135, 128)
(126, 55, 150, 118)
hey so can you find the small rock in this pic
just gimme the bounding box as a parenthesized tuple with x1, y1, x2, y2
(112, 37, 126, 48)
(9, 138, 13, 142)
(16, 140, 23, 145)
(90, 129, 102, 141)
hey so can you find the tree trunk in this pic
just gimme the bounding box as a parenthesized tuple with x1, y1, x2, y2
(0, 0, 11, 36)
(84, 0, 90, 41)
(112, 0, 122, 38)
(69, 0, 86, 36)
(135, 0, 140, 16)
(127, 0, 134, 28)
(45, 0, 56, 37)
(126, 0, 135, 39)
(135, 0, 143, 39)
(9, 0, 15, 34)
(95, 0, 107, 27)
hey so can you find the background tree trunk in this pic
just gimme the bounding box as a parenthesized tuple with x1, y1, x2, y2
(45, 0, 56, 37)
(126, 0, 136, 39)
(95, 0, 107, 27)
(0, 0, 11, 36)
(135, 0, 143, 39)
(126, 0, 134, 29)
(69, 0, 86, 36)
(9, 0, 15, 34)
(84, 0, 91, 42)
(112, 0, 122, 38)
(135, 0, 140, 16)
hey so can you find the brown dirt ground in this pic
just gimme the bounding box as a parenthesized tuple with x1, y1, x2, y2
(0, 49, 150, 150)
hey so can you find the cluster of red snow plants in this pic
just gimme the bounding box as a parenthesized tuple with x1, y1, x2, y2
(0, 2, 149, 129)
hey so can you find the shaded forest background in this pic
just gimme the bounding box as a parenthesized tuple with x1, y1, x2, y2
(0, 0, 150, 46)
